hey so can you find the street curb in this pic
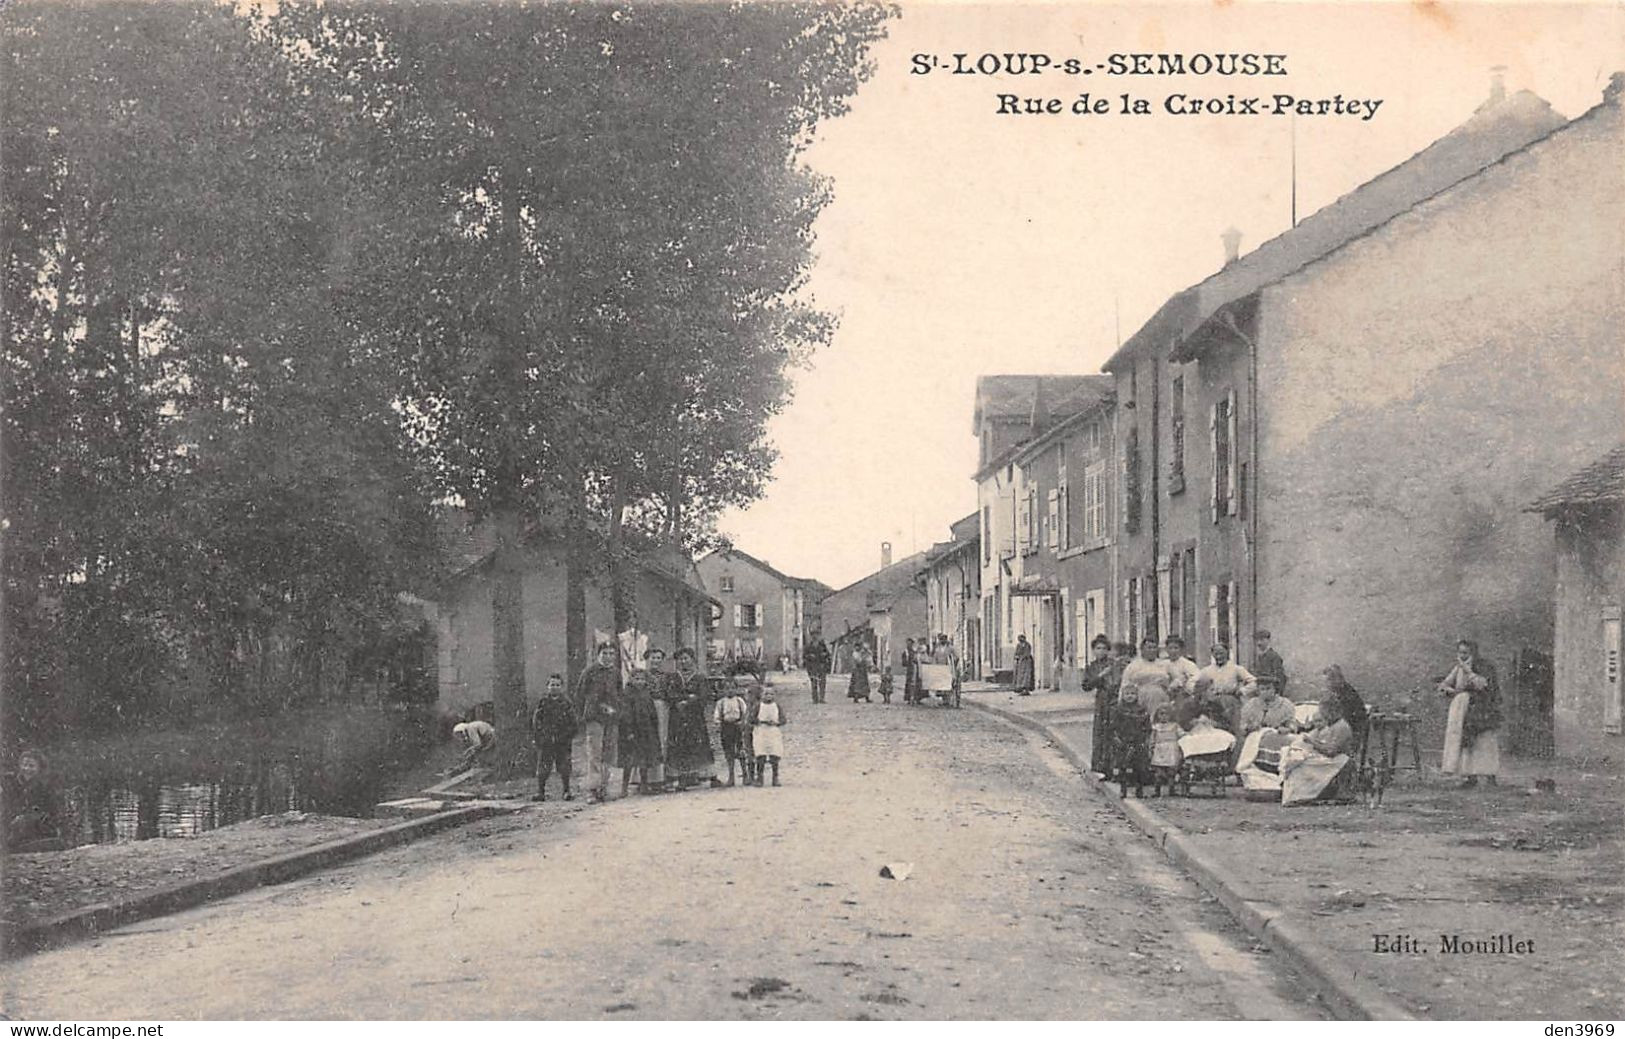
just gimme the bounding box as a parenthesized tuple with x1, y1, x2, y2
(963, 696, 1415, 1021)
(4, 804, 513, 960)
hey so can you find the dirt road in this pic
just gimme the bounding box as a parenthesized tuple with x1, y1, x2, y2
(3, 675, 1324, 1020)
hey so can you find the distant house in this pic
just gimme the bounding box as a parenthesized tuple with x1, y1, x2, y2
(920, 513, 981, 676)
(432, 514, 715, 721)
(1103, 76, 1624, 722)
(1529, 445, 1625, 753)
(694, 548, 828, 668)
(973, 374, 1113, 684)
(820, 547, 930, 674)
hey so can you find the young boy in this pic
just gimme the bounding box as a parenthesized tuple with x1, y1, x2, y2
(530, 674, 577, 801)
(749, 685, 788, 787)
(713, 682, 752, 786)
(1110, 685, 1153, 798)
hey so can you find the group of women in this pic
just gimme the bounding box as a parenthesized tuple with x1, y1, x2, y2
(1082, 632, 1503, 804)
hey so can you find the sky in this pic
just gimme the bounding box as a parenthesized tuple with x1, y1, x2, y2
(713, 1, 1624, 590)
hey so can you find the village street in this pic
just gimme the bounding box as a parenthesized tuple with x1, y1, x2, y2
(3, 674, 1320, 1021)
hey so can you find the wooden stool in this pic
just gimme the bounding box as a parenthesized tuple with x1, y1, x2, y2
(1360, 710, 1423, 801)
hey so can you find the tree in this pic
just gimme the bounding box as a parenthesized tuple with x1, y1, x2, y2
(2, 1, 443, 735)
(262, 0, 892, 742)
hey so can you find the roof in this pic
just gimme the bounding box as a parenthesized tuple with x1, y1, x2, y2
(698, 547, 823, 591)
(1109, 88, 1567, 371)
(1013, 388, 1115, 464)
(973, 375, 1111, 433)
(819, 549, 932, 634)
(1527, 445, 1625, 516)
(948, 511, 979, 541)
(972, 375, 1113, 481)
(439, 509, 717, 605)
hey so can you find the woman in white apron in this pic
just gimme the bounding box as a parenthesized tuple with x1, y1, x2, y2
(1438, 639, 1501, 787)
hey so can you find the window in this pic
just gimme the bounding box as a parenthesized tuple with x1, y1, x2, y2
(1084, 461, 1107, 542)
(1170, 373, 1186, 490)
(1181, 547, 1197, 650)
(1208, 582, 1237, 654)
(982, 505, 992, 563)
(1143, 574, 1160, 642)
(1123, 426, 1142, 535)
(1016, 491, 1031, 555)
(737, 603, 762, 630)
(1057, 460, 1069, 552)
(1046, 488, 1060, 550)
(1125, 578, 1142, 646)
(1210, 388, 1238, 522)
(719, 575, 735, 593)
(708, 603, 722, 630)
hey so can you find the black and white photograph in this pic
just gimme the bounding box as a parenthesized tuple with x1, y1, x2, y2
(1, 0, 1621, 1024)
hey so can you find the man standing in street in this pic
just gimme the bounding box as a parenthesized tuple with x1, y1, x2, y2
(575, 642, 623, 802)
(1252, 629, 1288, 698)
(804, 635, 831, 704)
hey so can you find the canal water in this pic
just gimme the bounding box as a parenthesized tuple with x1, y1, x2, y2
(33, 707, 440, 846)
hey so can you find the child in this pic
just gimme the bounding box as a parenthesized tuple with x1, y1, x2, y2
(713, 682, 751, 786)
(750, 685, 788, 787)
(618, 670, 662, 798)
(1110, 686, 1152, 798)
(530, 674, 577, 801)
(1149, 703, 1183, 797)
(878, 666, 895, 704)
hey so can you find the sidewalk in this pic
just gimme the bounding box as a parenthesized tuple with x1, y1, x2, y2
(962, 685, 1623, 1021)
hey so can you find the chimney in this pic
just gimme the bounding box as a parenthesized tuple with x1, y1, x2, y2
(1488, 65, 1507, 106)
(1221, 226, 1242, 265)
(881, 541, 892, 569)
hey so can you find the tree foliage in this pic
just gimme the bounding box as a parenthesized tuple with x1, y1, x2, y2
(2, 0, 890, 741)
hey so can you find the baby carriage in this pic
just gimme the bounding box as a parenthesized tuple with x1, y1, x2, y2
(1175, 722, 1237, 797)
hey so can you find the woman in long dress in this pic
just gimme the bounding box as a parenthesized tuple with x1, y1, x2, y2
(664, 648, 717, 787)
(848, 644, 872, 702)
(1438, 638, 1501, 787)
(1080, 635, 1118, 774)
(1013, 634, 1036, 695)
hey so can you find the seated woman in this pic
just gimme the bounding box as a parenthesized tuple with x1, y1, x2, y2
(1239, 676, 1297, 735)
(1279, 696, 1357, 805)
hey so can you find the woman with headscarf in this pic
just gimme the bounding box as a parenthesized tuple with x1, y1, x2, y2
(1013, 634, 1036, 695)
(1437, 638, 1501, 787)
(1321, 665, 1367, 740)
(847, 642, 873, 702)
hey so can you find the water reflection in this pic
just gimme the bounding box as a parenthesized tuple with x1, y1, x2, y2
(38, 711, 435, 846)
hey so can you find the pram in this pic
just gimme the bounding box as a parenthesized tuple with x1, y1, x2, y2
(918, 662, 960, 708)
(1174, 722, 1238, 797)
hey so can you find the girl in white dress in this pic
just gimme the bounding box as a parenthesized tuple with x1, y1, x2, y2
(751, 687, 788, 787)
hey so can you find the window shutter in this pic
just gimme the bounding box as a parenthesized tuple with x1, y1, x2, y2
(1001, 491, 1016, 557)
(1016, 493, 1030, 554)
(1209, 402, 1221, 523)
(1227, 583, 1239, 655)
(1226, 389, 1239, 516)
(1047, 489, 1060, 549)
(1207, 584, 1220, 651)
(733, 603, 742, 628)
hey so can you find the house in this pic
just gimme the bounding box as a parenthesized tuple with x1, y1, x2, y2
(973, 374, 1113, 683)
(820, 546, 930, 674)
(920, 513, 982, 676)
(1009, 390, 1118, 689)
(694, 548, 828, 668)
(432, 515, 715, 720)
(1106, 75, 1624, 741)
(1529, 445, 1625, 754)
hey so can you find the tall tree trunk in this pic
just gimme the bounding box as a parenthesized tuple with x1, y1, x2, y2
(608, 472, 631, 636)
(564, 464, 588, 688)
(489, 494, 527, 767)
